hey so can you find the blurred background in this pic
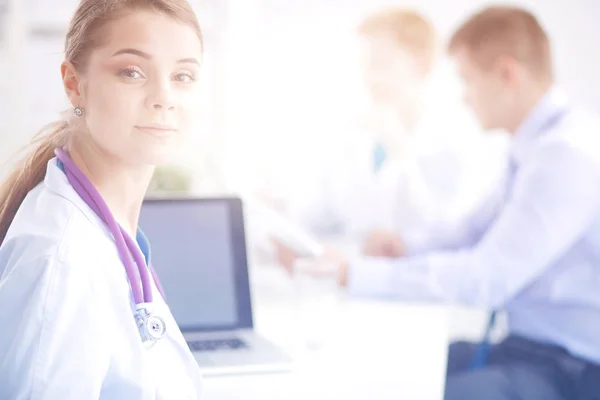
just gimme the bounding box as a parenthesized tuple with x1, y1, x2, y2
(1, 0, 599, 340)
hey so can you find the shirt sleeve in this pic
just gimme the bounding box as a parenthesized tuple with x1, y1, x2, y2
(347, 142, 600, 308)
(0, 254, 110, 399)
(401, 166, 508, 256)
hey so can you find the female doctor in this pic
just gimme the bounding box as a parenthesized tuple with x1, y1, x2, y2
(0, 0, 205, 398)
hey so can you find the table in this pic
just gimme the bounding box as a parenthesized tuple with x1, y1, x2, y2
(201, 267, 450, 399)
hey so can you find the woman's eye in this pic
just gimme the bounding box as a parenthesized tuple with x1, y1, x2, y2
(119, 67, 144, 80)
(174, 73, 195, 83)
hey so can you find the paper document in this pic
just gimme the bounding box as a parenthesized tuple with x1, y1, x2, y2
(244, 196, 324, 258)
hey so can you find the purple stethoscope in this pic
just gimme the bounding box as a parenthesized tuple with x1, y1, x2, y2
(54, 148, 167, 347)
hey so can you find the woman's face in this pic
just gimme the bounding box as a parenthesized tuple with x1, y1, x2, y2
(64, 10, 203, 166)
(359, 34, 425, 108)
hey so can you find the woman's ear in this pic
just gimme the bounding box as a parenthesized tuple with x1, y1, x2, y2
(61, 61, 83, 107)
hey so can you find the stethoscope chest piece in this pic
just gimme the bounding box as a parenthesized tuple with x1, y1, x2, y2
(135, 306, 166, 348)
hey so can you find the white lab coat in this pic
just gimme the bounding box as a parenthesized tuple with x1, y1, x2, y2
(287, 83, 509, 243)
(0, 158, 203, 399)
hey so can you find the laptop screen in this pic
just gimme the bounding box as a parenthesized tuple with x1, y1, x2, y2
(138, 197, 253, 332)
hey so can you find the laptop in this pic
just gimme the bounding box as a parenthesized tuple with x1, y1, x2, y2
(139, 196, 292, 376)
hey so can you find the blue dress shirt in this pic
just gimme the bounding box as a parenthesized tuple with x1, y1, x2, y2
(347, 87, 600, 365)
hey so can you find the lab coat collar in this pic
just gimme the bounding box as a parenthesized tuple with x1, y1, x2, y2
(44, 157, 113, 237)
(44, 157, 152, 263)
(511, 86, 570, 164)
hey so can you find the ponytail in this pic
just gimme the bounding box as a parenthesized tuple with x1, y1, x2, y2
(0, 120, 70, 245)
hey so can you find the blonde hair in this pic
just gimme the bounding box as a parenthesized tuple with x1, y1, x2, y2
(0, 0, 203, 245)
(448, 6, 552, 78)
(357, 8, 438, 74)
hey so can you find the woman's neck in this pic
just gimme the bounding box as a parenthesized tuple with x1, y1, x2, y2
(67, 140, 154, 236)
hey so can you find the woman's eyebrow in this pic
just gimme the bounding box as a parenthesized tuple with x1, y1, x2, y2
(111, 48, 200, 65)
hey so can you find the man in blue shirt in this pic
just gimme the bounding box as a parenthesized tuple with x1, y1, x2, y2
(325, 5, 600, 400)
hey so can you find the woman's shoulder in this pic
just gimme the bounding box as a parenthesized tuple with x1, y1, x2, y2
(0, 185, 124, 399)
(1, 181, 116, 279)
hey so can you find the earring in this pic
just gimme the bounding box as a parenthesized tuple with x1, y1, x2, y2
(74, 106, 84, 117)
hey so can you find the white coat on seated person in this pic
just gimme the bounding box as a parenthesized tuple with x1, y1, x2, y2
(287, 76, 510, 247)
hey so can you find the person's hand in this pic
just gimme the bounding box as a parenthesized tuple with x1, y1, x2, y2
(362, 229, 405, 258)
(319, 246, 350, 287)
(271, 238, 300, 276)
(298, 246, 349, 287)
(272, 238, 349, 287)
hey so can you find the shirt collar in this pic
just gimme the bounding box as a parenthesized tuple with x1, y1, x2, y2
(511, 86, 570, 163)
(136, 228, 151, 265)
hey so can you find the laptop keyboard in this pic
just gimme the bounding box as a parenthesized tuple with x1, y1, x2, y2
(187, 338, 249, 352)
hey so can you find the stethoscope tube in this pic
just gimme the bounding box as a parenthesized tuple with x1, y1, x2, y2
(54, 148, 166, 346)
